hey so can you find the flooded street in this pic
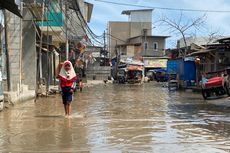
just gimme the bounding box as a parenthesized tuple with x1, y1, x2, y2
(0, 83, 230, 152)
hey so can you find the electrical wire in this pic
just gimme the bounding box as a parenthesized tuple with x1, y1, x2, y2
(107, 33, 126, 43)
(51, 1, 85, 36)
(28, 0, 104, 47)
(94, 0, 230, 13)
(57, 0, 104, 46)
(45, 0, 101, 46)
(73, 0, 104, 39)
(73, 7, 104, 45)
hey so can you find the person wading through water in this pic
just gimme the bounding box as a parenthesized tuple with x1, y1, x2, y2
(58, 61, 77, 117)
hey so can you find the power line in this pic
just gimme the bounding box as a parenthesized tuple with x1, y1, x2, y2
(43, 0, 99, 46)
(72, 0, 104, 45)
(94, 0, 230, 13)
(52, 0, 104, 46)
(75, 10, 103, 45)
(107, 33, 126, 43)
(73, 0, 104, 39)
(51, 1, 86, 37)
(29, 0, 104, 47)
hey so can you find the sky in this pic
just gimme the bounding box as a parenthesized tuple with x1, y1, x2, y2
(85, 0, 230, 48)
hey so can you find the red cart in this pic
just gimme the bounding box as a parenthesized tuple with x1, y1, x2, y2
(201, 76, 230, 99)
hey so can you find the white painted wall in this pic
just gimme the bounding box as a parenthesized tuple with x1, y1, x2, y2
(130, 11, 152, 23)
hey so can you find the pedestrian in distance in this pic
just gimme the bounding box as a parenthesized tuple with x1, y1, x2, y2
(79, 79, 83, 92)
(58, 61, 77, 117)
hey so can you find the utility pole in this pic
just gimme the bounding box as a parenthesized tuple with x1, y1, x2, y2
(35, 1, 45, 101)
(4, 10, 11, 91)
(115, 40, 118, 80)
(143, 29, 147, 56)
(19, 1, 23, 93)
(65, 1, 69, 60)
(46, 1, 50, 96)
(103, 30, 106, 66)
(39, 2, 45, 81)
(103, 30, 106, 51)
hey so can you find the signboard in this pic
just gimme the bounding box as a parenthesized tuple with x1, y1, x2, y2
(127, 65, 143, 71)
(144, 59, 167, 68)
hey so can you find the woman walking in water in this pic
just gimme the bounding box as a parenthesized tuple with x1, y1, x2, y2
(58, 61, 77, 117)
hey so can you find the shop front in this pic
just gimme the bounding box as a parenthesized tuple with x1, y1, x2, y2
(143, 57, 168, 74)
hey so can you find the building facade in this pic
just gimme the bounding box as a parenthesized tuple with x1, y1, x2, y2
(108, 9, 169, 74)
(0, 0, 93, 104)
(108, 9, 153, 58)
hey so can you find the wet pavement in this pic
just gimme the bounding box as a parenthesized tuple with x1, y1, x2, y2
(0, 83, 230, 152)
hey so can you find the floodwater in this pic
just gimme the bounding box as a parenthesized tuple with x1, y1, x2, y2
(0, 83, 230, 152)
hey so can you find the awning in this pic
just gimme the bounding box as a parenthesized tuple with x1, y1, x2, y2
(0, 0, 22, 18)
(127, 65, 143, 71)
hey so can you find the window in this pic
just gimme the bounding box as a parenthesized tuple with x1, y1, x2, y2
(153, 42, 158, 51)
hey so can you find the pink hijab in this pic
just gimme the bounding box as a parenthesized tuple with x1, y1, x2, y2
(59, 61, 76, 80)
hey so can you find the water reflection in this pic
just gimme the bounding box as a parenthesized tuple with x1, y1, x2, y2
(0, 83, 229, 152)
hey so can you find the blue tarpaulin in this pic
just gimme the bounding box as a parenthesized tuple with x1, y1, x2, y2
(167, 59, 196, 81)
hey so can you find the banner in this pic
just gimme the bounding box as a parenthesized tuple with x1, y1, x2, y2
(144, 59, 167, 68)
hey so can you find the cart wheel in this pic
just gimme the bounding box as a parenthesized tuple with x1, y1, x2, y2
(220, 90, 226, 95)
(202, 89, 209, 100)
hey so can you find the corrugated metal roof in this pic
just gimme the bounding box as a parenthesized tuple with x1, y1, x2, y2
(216, 37, 230, 43)
(188, 49, 215, 56)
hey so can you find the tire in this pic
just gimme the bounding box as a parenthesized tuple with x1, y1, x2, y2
(220, 89, 225, 95)
(202, 89, 209, 100)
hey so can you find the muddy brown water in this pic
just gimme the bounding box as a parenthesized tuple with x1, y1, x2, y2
(0, 83, 230, 152)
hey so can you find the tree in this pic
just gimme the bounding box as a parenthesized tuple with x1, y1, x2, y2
(160, 12, 207, 55)
(203, 29, 224, 46)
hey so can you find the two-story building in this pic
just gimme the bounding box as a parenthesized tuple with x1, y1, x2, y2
(108, 9, 169, 73)
(1, 0, 93, 104)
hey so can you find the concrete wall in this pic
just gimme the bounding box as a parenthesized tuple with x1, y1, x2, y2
(147, 37, 165, 51)
(108, 21, 152, 58)
(108, 22, 130, 58)
(144, 37, 166, 57)
(85, 47, 103, 81)
(22, 8, 37, 90)
(129, 36, 166, 57)
(130, 11, 152, 23)
(127, 45, 135, 56)
(130, 22, 151, 37)
(129, 36, 142, 44)
(86, 58, 110, 80)
(6, 11, 21, 91)
(3, 10, 36, 104)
